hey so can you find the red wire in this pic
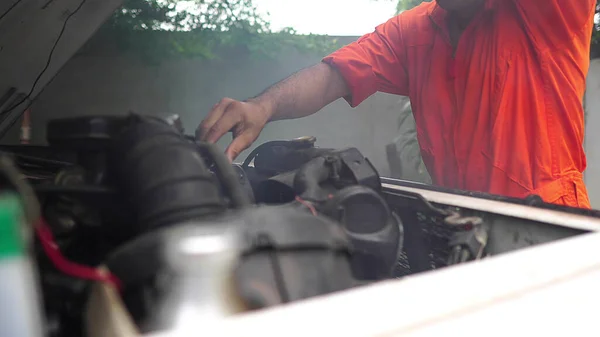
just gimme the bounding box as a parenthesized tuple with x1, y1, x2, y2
(295, 196, 317, 216)
(35, 218, 123, 292)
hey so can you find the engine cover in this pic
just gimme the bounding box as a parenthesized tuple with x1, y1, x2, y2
(245, 141, 403, 280)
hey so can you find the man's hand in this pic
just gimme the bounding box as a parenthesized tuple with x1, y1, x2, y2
(197, 63, 351, 161)
(196, 98, 272, 161)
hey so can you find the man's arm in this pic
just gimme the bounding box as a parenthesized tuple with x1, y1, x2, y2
(255, 14, 410, 119)
(198, 15, 409, 160)
(198, 63, 347, 157)
(323, 15, 409, 107)
(248, 62, 350, 122)
(513, 0, 596, 49)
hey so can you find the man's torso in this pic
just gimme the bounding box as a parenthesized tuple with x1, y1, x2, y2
(403, 0, 593, 207)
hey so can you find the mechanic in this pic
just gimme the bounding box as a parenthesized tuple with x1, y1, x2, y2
(197, 0, 595, 209)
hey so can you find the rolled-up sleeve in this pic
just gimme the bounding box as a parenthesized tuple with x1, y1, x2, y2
(513, 0, 595, 49)
(322, 15, 409, 107)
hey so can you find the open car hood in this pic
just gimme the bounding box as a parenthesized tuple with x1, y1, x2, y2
(0, 0, 122, 130)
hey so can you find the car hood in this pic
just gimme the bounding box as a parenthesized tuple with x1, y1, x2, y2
(0, 0, 122, 125)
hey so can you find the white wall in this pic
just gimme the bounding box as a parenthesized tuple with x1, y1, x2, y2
(16, 39, 600, 208)
(585, 59, 600, 208)
(12, 41, 403, 177)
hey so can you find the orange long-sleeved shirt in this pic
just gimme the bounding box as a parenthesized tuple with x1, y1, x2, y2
(323, 0, 595, 208)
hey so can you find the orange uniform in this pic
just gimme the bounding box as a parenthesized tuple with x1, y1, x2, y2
(323, 0, 595, 208)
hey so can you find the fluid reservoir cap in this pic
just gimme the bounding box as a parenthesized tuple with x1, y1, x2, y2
(291, 136, 316, 147)
(164, 114, 185, 134)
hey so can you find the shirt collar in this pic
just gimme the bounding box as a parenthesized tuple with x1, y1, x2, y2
(428, 0, 497, 31)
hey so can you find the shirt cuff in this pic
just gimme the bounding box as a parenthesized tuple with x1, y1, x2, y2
(322, 51, 377, 108)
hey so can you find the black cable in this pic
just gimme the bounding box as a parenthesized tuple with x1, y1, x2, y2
(11, 152, 74, 168)
(0, 154, 41, 225)
(0, 0, 25, 23)
(195, 141, 251, 209)
(0, 0, 87, 140)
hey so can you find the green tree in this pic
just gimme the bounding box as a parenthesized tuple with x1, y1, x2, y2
(395, 0, 430, 13)
(99, 0, 339, 61)
(108, 0, 268, 33)
(103, 0, 600, 60)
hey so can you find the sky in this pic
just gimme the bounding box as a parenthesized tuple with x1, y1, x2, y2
(252, 0, 398, 36)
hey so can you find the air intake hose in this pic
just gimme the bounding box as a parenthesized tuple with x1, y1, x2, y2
(109, 115, 225, 232)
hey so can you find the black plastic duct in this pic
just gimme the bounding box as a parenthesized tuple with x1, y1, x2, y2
(109, 115, 226, 232)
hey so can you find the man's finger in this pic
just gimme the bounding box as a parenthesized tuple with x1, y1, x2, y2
(197, 99, 231, 140)
(205, 113, 241, 144)
(225, 131, 258, 162)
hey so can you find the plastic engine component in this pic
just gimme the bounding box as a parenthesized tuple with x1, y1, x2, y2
(109, 115, 225, 232)
(235, 206, 355, 308)
(254, 147, 401, 280)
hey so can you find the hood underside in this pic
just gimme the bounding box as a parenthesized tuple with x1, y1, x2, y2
(0, 0, 123, 134)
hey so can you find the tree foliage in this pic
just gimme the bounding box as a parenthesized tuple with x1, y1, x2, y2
(100, 0, 339, 62)
(104, 0, 600, 61)
(108, 0, 268, 32)
(395, 0, 430, 13)
(593, 0, 600, 56)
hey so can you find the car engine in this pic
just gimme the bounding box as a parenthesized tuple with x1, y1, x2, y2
(0, 113, 407, 336)
(0, 113, 595, 337)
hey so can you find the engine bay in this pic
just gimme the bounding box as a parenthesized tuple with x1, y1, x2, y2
(0, 113, 596, 337)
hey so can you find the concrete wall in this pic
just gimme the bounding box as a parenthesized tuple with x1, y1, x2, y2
(15, 38, 600, 207)
(16, 38, 403, 177)
(585, 59, 600, 208)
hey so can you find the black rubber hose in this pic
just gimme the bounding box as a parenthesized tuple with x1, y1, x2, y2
(293, 157, 331, 202)
(195, 142, 251, 209)
(242, 140, 293, 168)
(109, 116, 226, 232)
